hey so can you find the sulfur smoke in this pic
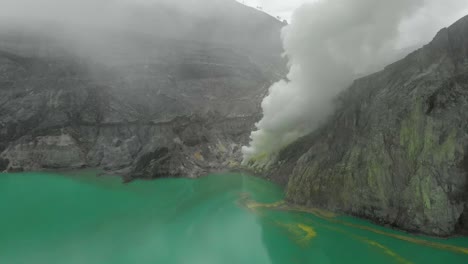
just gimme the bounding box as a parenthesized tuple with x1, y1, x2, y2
(242, 0, 468, 166)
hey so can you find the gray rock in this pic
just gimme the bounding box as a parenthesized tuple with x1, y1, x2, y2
(0, 2, 286, 179)
(266, 15, 468, 236)
(3, 134, 86, 170)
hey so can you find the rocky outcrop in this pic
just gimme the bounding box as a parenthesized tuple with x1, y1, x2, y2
(4, 134, 86, 170)
(0, 1, 286, 178)
(266, 15, 468, 236)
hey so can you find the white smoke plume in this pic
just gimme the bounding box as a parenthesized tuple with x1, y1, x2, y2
(242, 0, 468, 167)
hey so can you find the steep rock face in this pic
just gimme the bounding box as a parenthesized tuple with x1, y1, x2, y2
(267, 15, 468, 236)
(0, 1, 285, 178)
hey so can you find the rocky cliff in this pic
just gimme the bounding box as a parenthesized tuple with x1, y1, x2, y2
(0, 1, 286, 179)
(266, 15, 468, 236)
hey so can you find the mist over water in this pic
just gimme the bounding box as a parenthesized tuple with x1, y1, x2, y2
(242, 0, 468, 165)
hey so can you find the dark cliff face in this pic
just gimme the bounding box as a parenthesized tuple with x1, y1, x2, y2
(0, 1, 286, 179)
(267, 15, 468, 236)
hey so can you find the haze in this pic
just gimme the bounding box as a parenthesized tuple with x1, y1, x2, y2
(242, 0, 468, 165)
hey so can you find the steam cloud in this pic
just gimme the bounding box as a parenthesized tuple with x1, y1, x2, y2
(242, 0, 468, 166)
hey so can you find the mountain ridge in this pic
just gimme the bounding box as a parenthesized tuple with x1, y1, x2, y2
(0, 0, 286, 179)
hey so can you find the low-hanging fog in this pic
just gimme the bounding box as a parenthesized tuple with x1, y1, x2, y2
(0, 0, 283, 63)
(242, 0, 468, 165)
(2, 0, 468, 167)
(0, 0, 226, 31)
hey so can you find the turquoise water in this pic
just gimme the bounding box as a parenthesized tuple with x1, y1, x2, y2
(0, 171, 467, 264)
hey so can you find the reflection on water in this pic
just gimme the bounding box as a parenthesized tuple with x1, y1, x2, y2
(0, 171, 467, 264)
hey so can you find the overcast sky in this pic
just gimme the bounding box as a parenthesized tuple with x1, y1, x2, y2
(240, 0, 468, 47)
(238, 0, 317, 21)
(240, 0, 468, 27)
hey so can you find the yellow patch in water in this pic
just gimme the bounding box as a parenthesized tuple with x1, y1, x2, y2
(335, 220, 468, 255)
(245, 200, 286, 210)
(309, 221, 414, 264)
(238, 193, 468, 255)
(362, 239, 414, 264)
(297, 224, 317, 242)
(277, 222, 317, 246)
(315, 217, 468, 255)
(238, 193, 335, 218)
